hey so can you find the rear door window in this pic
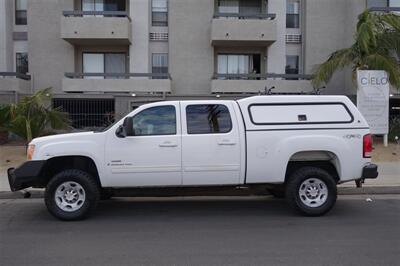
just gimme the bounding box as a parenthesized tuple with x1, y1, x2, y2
(186, 104, 232, 134)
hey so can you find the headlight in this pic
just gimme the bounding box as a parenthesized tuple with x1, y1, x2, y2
(27, 144, 35, 160)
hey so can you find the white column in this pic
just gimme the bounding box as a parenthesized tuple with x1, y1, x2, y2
(266, 0, 286, 74)
(0, 0, 13, 71)
(129, 0, 150, 74)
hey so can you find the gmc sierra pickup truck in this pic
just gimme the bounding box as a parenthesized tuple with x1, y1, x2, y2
(8, 96, 378, 220)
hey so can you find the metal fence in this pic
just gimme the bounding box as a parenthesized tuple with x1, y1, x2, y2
(53, 98, 115, 130)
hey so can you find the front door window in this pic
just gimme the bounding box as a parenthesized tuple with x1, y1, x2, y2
(131, 106, 176, 136)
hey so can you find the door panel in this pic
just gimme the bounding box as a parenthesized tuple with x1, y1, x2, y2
(104, 102, 182, 187)
(181, 102, 241, 185)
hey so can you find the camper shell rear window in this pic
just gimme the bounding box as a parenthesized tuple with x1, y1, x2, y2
(248, 102, 354, 125)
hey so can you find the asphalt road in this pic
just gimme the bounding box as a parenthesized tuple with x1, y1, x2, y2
(1, 195, 399, 266)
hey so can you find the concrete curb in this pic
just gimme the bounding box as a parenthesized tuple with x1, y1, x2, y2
(1, 186, 400, 199)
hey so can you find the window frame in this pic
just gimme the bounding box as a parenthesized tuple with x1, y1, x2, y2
(286, 2, 300, 28)
(129, 105, 177, 137)
(152, 0, 168, 26)
(82, 51, 128, 79)
(217, 53, 261, 75)
(15, 0, 27, 25)
(16, 52, 28, 74)
(81, 0, 126, 12)
(285, 55, 299, 74)
(185, 104, 233, 135)
(152, 53, 169, 79)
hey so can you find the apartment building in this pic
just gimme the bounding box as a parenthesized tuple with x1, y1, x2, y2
(0, 0, 399, 129)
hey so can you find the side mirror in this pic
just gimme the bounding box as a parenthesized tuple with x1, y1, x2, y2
(115, 117, 134, 138)
(115, 125, 126, 138)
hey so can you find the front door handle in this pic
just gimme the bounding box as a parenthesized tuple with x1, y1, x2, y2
(159, 141, 178, 147)
(217, 139, 236, 145)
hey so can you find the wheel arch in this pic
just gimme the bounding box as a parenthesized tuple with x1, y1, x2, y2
(40, 155, 102, 188)
(284, 150, 341, 183)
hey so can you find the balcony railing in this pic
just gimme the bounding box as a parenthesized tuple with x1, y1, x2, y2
(0, 72, 31, 80)
(212, 73, 313, 80)
(62, 11, 131, 21)
(211, 73, 314, 94)
(63, 72, 172, 93)
(213, 12, 276, 20)
(65, 73, 171, 79)
(368, 7, 400, 12)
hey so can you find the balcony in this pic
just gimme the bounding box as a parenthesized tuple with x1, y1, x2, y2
(211, 74, 314, 94)
(211, 13, 277, 46)
(61, 11, 132, 45)
(62, 73, 171, 93)
(0, 73, 31, 93)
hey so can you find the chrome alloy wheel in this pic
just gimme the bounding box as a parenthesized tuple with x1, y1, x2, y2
(298, 178, 328, 208)
(54, 181, 86, 212)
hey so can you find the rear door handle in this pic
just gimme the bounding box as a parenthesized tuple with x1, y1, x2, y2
(217, 139, 236, 146)
(159, 141, 178, 147)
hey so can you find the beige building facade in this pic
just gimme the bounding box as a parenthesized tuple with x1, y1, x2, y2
(0, 0, 398, 128)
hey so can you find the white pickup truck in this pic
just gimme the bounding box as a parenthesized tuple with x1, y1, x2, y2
(8, 96, 378, 220)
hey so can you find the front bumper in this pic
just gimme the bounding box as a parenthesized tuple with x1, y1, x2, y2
(7, 160, 46, 191)
(361, 163, 379, 179)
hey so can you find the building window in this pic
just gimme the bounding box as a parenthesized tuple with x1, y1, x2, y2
(217, 54, 261, 78)
(217, 0, 262, 14)
(186, 104, 232, 134)
(366, 0, 400, 7)
(16, 53, 28, 74)
(131, 106, 176, 136)
(367, 0, 388, 7)
(82, 0, 125, 16)
(152, 0, 168, 26)
(152, 53, 168, 79)
(390, 0, 400, 6)
(286, 2, 299, 28)
(285, 55, 299, 79)
(83, 52, 126, 79)
(15, 0, 27, 25)
(218, 0, 239, 13)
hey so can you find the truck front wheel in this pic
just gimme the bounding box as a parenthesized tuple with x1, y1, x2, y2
(44, 169, 100, 221)
(286, 167, 337, 216)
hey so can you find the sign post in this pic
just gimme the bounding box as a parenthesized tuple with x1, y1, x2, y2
(357, 70, 390, 147)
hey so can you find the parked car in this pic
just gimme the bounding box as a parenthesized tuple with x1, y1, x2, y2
(8, 96, 378, 220)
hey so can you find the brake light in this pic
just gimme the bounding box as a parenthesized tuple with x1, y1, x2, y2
(363, 134, 372, 158)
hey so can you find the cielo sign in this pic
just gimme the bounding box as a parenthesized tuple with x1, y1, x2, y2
(357, 70, 389, 135)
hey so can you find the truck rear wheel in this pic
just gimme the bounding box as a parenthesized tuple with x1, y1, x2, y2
(286, 167, 337, 216)
(44, 169, 100, 221)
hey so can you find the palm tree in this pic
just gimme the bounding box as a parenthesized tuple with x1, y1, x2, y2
(312, 10, 400, 88)
(2, 88, 70, 143)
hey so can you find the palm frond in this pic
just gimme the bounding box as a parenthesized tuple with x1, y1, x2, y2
(314, 10, 400, 90)
(312, 48, 355, 87)
(364, 53, 400, 88)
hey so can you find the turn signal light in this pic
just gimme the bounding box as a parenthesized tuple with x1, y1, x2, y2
(27, 144, 35, 160)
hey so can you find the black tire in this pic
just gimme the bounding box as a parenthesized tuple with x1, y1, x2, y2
(286, 166, 337, 216)
(45, 169, 100, 221)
